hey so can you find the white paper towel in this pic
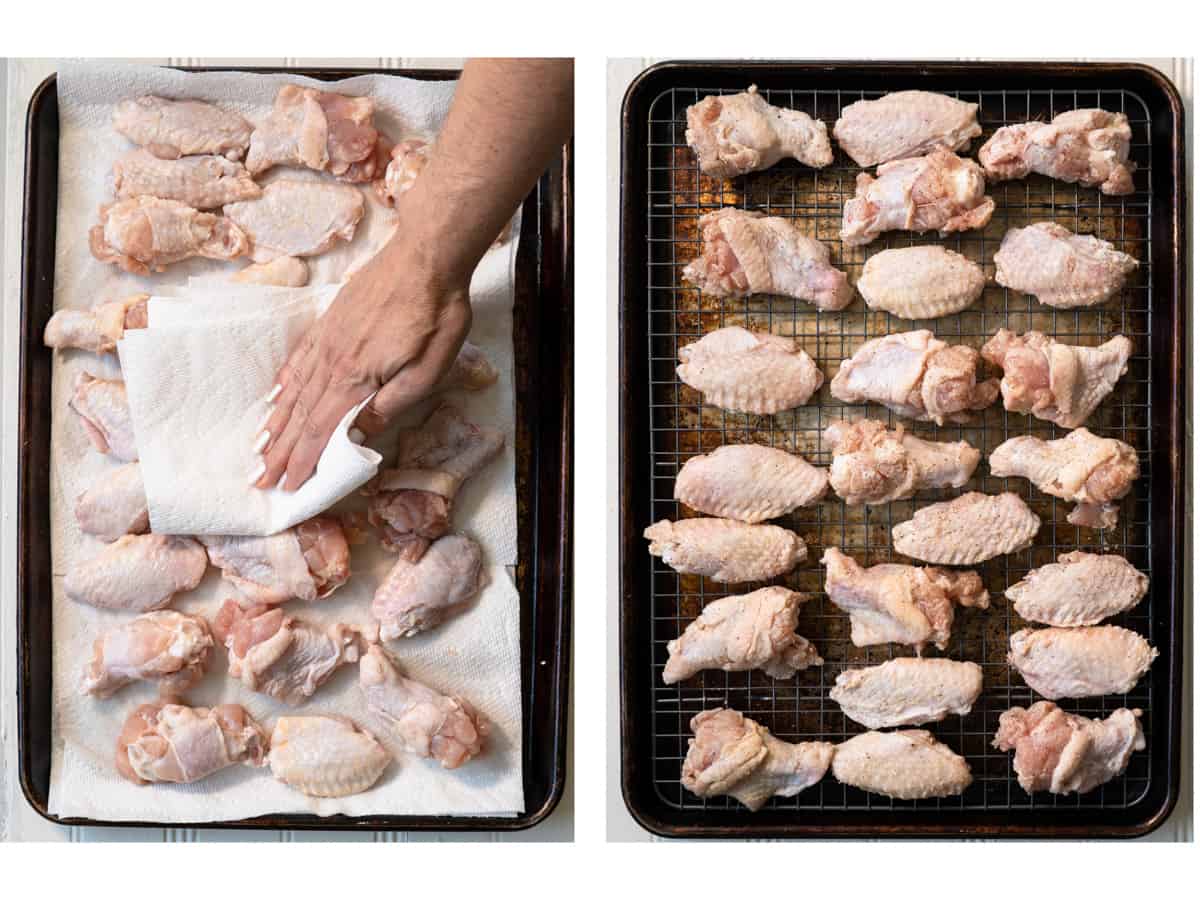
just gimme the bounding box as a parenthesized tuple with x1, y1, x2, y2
(47, 62, 524, 821)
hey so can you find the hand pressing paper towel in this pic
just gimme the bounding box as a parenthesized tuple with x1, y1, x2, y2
(117, 284, 382, 535)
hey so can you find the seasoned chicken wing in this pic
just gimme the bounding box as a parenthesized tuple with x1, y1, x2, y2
(1009, 625, 1157, 699)
(829, 330, 999, 425)
(75, 462, 149, 541)
(981, 329, 1134, 429)
(979, 109, 1135, 196)
(645, 517, 807, 584)
(69, 372, 137, 461)
(232, 256, 310, 287)
(223, 179, 364, 262)
(685, 86, 834, 178)
(892, 492, 1040, 565)
(65, 535, 208, 612)
(821, 548, 988, 652)
(90, 196, 249, 275)
(681, 708, 834, 811)
(246, 85, 382, 181)
(993, 222, 1138, 308)
(81, 611, 213, 699)
(1005, 552, 1148, 627)
(682, 209, 852, 310)
(989, 428, 1139, 528)
(677, 326, 823, 415)
(833, 91, 981, 167)
(994, 701, 1145, 795)
(44, 294, 148, 355)
(663, 587, 822, 684)
(116, 701, 268, 785)
(857, 245, 985, 319)
(372, 533, 486, 639)
(830, 658, 982, 729)
(832, 730, 972, 800)
(113, 149, 261, 209)
(113, 96, 252, 161)
(268, 715, 391, 797)
(824, 419, 980, 505)
(674, 444, 827, 523)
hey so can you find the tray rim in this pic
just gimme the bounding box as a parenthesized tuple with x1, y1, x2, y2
(618, 58, 1187, 840)
(17, 65, 572, 833)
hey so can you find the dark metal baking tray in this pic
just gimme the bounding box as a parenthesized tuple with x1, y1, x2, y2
(620, 60, 1185, 839)
(18, 66, 572, 832)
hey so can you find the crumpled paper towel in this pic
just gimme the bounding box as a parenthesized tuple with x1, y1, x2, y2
(47, 62, 524, 821)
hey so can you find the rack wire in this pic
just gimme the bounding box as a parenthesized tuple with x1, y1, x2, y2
(644, 84, 1156, 813)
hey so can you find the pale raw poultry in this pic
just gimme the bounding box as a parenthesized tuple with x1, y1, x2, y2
(372, 533, 487, 639)
(993, 222, 1138, 308)
(856, 245, 985, 319)
(267, 715, 391, 798)
(113, 95, 252, 161)
(74, 462, 149, 541)
(833, 91, 981, 167)
(645, 517, 807, 584)
(1008, 625, 1158, 699)
(1004, 552, 1148, 627)
(676, 326, 823, 415)
(68, 372, 137, 461)
(90, 196, 249, 274)
(65, 534, 208, 612)
(832, 730, 972, 800)
(44, 293, 148, 354)
(113, 148, 261, 209)
(892, 492, 1041, 565)
(80, 611, 213, 699)
(116, 701, 268, 786)
(223, 179, 365, 262)
(830, 658, 983, 729)
(674, 444, 827, 523)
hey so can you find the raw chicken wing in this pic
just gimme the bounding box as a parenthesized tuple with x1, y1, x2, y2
(825, 419, 979, 505)
(75, 462, 149, 541)
(645, 517, 807, 584)
(676, 326, 822, 415)
(833, 91, 981, 167)
(65, 534, 208, 612)
(113, 149, 261, 208)
(69, 372, 137, 461)
(90, 196, 249, 275)
(268, 715, 391, 797)
(1005, 552, 1148, 627)
(81, 611, 213, 698)
(116, 701, 267, 785)
(44, 294, 148, 354)
(375, 138, 431, 205)
(892, 492, 1040, 565)
(223, 179, 364, 262)
(993, 222, 1138, 308)
(232, 256, 310, 287)
(856, 245, 985, 319)
(439, 341, 500, 393)
(832, 730, 972, 799)
(830, 658, 982, 729)
(1009, 625, 1157, 698)
(372, 533, 486, 639)
(246, 85, 382, 181)
(674, 444, 827, 523)
(113, 96, 252, 161)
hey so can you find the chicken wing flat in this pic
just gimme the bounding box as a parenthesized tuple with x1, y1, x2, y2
(116, 701, 268, 785)
(223, 179, 364, 262)
(232, 256, 310, 287)
(645, 517, 807, 584)
(366, 404, 505, 559)
(892, 492, 1040, 566)
(981, 329, 1134, 429)
(90, 197, 249, 275)
(677, 326, 823, 415)
(682, 209, 852, 310)
(75, 462, 149, 541)
(372, 533, 486, 639)
(830, 658, 982, 729)
(841, 149, 995, 247)
(832, 730, 972, 800)
(113, 149, 261, 209)
(65, 534, 208, 612)
(674, 444, 827, 523)
(829, 330, 999, 425)
(825, 419, 980, 505)
(113, 96, 252, 161)
(833, 91, 981, 167)
(201, 516, 350, 607)
(989, 428, 1138, 528)
(212, 599, 368, 705)
(359, 644, 487, 769)
(979, 109, 1135, 196)
(69, 372, 137, 461)
(663, 587, 821, 684)
(1005, 552, 1148, 628)
(857, 245, 985, 319)
(268, 715, 391, 798)
(993, 222, 1138, 308)
(44, 293, 148, 355)
(993, 701, 1145, 795)
(81, 611, 213, 699)
(246, 85, 382, 182)
(685, 86, 834, 178)
(681, 708, 834, 811)
(820, 547, 988, 652)
(1009, 625, 1157, 699)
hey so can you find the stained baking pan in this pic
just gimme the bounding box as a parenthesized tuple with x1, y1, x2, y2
(620, 61, 1185, 839)
(18, 67, 572, 832)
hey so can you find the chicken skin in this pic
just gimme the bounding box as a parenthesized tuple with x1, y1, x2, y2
(820, 548, 988, 652)
(993, 223, 1138, 308)
(832, 730, 972, 800)
(981, 330, 1134, 429)
(978, 109, 1135, 196)
(682, 209, 852, 310)
(856, 245, 985, 320)
(212, 599, 369, 705)
(69, 372, 137, 461)
(829, 330, 999, 425)
(841, 149, 995, 247)
(359, 644, 487, 769)
(824, 419, 980, 505)
(833, 91, 982, 167)
(268, 715, 391, 798)
(674, 444, 827, 523)
(663, 587, 822, 684)
(1009, 626, 1158, 699)
(366, 404, 505, 559)
(113, 149, 261, 209)
(116, 701, 268, 785)
(685, 86, 834, 178)
(200, 516, 350, 607)
(223, 179, 365, 263)
(677, 326, 823, 415)
(232, 256, 310, 287)
(80, 611, 213, 699)
(830, 658, 983, 729)
(989, 428, 1139, 528)
(372, 533, 486, 639)
(75, 462, 149, 541)
(65, 535, 208, 612)
(375, 138, 431, 205)
(1005, 552, 1148, 628)
(90, 196, 249, 275)
(44, 294, 148, 355)
(681, 708, 834, 811)
(113, 96, 252, 161)
(892, 492, 1041, 565)
(993, 701, 1145, 795)
(645, 518, 807, 584)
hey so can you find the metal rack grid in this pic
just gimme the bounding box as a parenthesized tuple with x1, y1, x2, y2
(644, 84, 1156, 813)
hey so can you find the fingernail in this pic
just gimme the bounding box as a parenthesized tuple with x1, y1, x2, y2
(266, 383, 283, 403)
(349, 427, 365, 444)
(247, 460, 266, 486)
(252, 430, 271, 454)
(255, 408, 273, 433)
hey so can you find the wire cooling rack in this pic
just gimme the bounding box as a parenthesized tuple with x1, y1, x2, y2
(644, 85, 1156, 813)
